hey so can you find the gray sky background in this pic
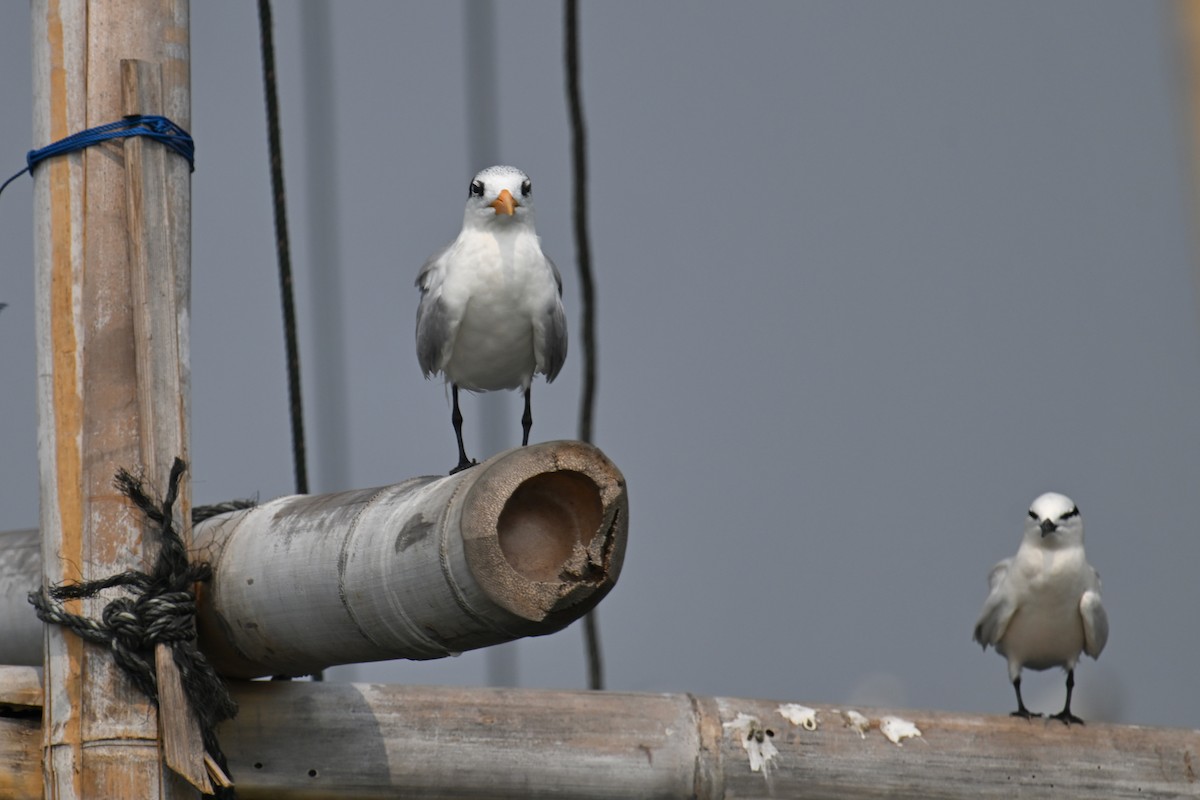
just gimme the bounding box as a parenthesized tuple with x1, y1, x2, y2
(2, 2, 1199, 729)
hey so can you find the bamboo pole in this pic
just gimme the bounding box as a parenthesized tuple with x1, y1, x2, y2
(0, 441, 629, 678)
(192, 440, 627, 678)
(122, 57, 211, 793)
(1, 669, 1195, 799)
(32, 1, 192, 798)
(0, 529, 40, 666)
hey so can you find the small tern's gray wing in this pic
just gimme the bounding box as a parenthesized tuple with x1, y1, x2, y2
(973, 558, 1015, 650)
(1080, 592, 1107, 658)
(986, 558, 1010, 593)
(415, 247, 453, 377)
(536, 255, 568, 382)
(1080, 570, 1108, 659)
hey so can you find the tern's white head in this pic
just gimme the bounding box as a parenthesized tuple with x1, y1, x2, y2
(1023, 491, 1083, 549)
(463, 165, 535, 230)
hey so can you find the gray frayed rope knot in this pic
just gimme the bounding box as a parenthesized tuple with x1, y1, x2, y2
(29, 457, 240, 798)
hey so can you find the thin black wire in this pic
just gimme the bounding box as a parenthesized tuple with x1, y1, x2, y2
(565, 0, 604, 692)
(260, 0, 323, 683)
(258, 0, 309, 497)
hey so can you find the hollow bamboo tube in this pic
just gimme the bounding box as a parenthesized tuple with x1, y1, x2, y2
(194, 439, 627, 678)
(3, 440, 628, 678)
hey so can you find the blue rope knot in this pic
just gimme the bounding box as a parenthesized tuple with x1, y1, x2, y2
(0, 113, 195, 198)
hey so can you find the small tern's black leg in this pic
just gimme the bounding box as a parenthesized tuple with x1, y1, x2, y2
(1011, 676, 1042, 720)
(1049, 669, 1085, 726)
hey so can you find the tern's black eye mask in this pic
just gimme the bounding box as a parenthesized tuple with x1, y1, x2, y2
(469, 180, 485, 198)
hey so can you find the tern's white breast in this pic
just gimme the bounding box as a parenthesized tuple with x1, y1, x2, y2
(441, 228, 554, 392)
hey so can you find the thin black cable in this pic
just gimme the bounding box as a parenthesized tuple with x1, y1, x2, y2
(258, 0, 309, 497)
(565, 0, 597, 446)
(260, 0, 323, 684)
(565, 0, 604, 692)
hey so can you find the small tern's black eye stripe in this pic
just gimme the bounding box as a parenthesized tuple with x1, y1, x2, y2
(1061, 506, 1080, 520)
(469, 180, 484, 197)
(521, 179, 532, 197)
(1028, 510, 1038, 520)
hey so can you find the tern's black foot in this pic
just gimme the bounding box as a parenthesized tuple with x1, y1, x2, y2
(449, 459, 478, 475)
(1049, 710, 1084, 726)
(1011, 708, 1042, 721)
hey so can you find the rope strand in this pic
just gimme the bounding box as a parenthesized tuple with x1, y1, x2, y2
(565, 0, 605, 692)
(259, 0, 323, 684)
(258, 0, 310, 497)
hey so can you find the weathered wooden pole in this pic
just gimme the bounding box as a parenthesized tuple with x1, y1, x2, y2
(122, 55, 216, 792)
(1, 671, 1196, 799)
(32, 1, 192, 797)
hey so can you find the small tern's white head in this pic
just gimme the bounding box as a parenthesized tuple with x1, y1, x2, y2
(1024, 491, 1083, 547)
(463, 165, 535, 229)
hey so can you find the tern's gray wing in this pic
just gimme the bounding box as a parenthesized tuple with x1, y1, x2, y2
(538, 255, 568, 382)
(1080, 567, 1108, 658)
(415, 247, 453, 377)
(973, 558, 1016, 649)
(547, 253, 564, 295)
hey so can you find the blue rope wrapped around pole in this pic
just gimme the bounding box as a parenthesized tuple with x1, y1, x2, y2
(0, 113, 194, 197)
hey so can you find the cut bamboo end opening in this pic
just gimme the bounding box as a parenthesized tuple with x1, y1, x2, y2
(460, 440, 627, 625)
(498, 470, 603, 582)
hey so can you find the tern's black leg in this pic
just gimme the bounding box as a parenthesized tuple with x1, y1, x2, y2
(1011, 676, 1041, 720)
(449, 384, 476, 474)
(1050, 669, 1085, 726)
(521, 388, 533, 447)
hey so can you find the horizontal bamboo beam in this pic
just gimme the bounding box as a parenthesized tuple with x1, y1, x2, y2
(0, 668, 1195, 799)
(0, 529, 39, 666)
(0, 666, 42, 711)
(0, 440, 628, 678)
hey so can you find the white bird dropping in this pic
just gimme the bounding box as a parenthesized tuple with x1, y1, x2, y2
(777, 703, 819, 731)
(840, 710, 870, 738)
(416, 165, 568, 474)
(723, 713, 778, 774)
(973, 492, 1109, 725)
(879, 716, 923, 746)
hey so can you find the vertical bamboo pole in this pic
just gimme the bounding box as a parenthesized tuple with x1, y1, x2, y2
(33, 2, 193, 798)
(123, 58, 211, 793)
